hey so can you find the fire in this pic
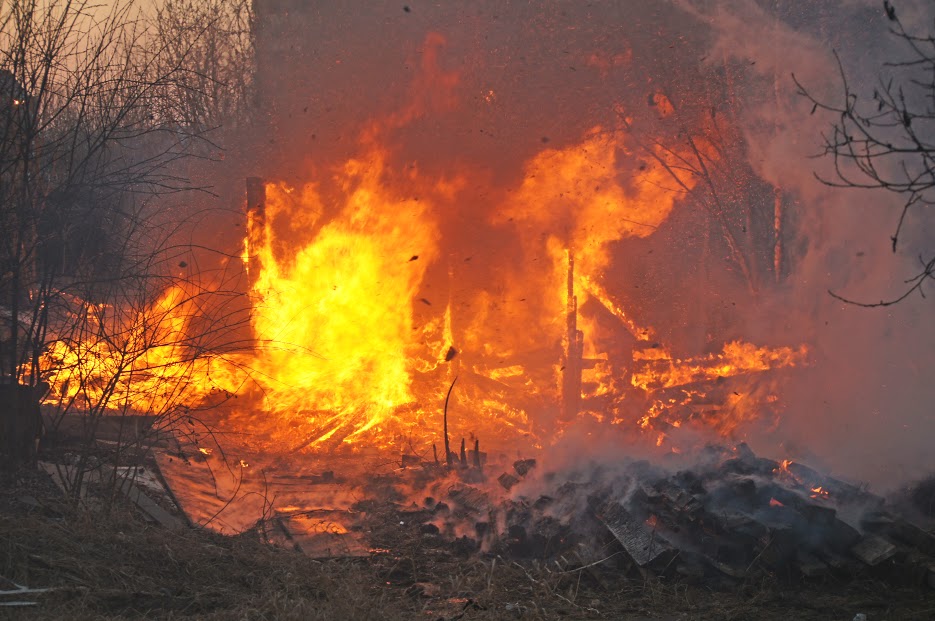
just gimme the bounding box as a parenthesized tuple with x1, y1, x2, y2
(630, 342, 809, 392)
(774, 459, 794, 479)
(39, 102, 808, 454)
(238, 145, 444, 446)
(42, 283, 234, 416)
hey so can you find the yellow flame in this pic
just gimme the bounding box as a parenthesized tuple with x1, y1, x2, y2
(243, 147, 441, 444)
(630, 341, 808, 391)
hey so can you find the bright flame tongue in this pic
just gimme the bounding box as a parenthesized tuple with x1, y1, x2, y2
(247, 148, 438, 444)
(503, 126, 685, 272)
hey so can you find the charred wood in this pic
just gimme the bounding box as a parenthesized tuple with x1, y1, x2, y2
(852, 534, 898, 566)
(443, 376, 457, 468)
(514, 458, 537, 477)
(498, 472, 520, 491)
(862, 511, 935, 557)
(597, 502, 677, 569)
(795, 550, 829, 578)
(448, 485, 489, 514)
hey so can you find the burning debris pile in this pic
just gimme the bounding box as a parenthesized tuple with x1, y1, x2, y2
(339, 443, 935, 590)
(149, 431, 935, 594)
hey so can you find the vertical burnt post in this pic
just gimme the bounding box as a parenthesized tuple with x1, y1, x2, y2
(245, 177, 266, 287)
(561, 250, 583, 421)
(443, 376, 458, 468)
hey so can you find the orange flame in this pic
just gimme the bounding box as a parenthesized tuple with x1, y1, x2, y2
(239, 145, 446, 446)
(42, 283, 235, 415)
(631, 341, 808, 392)
(40, 108, 808, 455)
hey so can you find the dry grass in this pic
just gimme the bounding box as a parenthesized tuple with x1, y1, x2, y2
(1, 469, 933, 620)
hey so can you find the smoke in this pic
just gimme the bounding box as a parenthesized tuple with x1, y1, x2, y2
(673, 0, 935, 489)
(231, 0, 935, 490)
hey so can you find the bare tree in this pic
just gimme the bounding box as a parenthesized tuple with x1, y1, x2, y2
(149, 0, 255, 133)
(41, 225, 252, 500)
(0, 0, 253, 471)
(795, 3, 935, 306)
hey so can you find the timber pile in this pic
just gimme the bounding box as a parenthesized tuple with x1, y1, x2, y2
(434, 444, 935, 588)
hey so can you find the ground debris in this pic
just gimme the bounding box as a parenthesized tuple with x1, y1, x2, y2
(4, 454, 935, 620)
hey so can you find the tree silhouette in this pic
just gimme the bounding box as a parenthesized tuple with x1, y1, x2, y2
(795, 3, 935, 306)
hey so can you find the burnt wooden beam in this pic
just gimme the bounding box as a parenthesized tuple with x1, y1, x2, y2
(862, 511, 935, 557)
(514, 459, 536, 477)
(443, 376, 457, 468)
(244, 177, 267, 285)
(560, 251, 582, 421)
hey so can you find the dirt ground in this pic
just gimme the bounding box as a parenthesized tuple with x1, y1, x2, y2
(1, 469, 934, 621)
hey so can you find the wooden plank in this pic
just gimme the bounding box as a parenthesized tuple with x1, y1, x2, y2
(866, 514, 935, 557)
(852, 535, 897, 566)
(513, 459, 536, 477)
(597, 503, 675, 568)
(154, 448, 363, 536)
(37, 461, 93, 498)
(41, 411, 159, 444)
(115, 476, 184, 531)
(448, 485, 489, 513)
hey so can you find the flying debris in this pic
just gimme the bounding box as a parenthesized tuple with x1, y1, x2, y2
(884, 0, 896, 21)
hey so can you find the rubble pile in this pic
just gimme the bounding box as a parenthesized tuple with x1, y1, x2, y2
(418, 444, 935, 588)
